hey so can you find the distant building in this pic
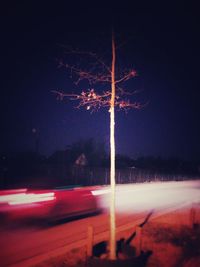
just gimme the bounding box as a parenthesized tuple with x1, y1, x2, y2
(75, 153, 88, 166)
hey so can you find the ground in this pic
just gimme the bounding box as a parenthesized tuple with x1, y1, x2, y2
(142, 222, 200, 266)
(33, 205, 200, 267)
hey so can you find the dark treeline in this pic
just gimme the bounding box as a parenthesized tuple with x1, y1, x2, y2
(0, 139, 200, 189)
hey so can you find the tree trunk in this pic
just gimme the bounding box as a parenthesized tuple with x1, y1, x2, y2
(109, 31, 116, 260)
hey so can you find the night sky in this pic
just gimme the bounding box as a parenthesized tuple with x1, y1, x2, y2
(1, 2, 200, 160)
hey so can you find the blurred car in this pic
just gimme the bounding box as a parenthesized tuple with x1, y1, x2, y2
(0, 186, 99, 223)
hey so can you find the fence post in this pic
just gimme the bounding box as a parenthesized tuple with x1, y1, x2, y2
(135, 226, 142, 256)
(87, 225, 94, 257)
(189, 206, 196, 228)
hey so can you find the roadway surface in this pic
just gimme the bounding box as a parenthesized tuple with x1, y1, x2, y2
(0, 180, 200, 267)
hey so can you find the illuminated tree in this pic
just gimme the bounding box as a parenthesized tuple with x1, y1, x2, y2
(53, 32, 141, 260)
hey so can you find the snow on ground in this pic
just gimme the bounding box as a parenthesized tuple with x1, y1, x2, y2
(94, 180, 200, 213)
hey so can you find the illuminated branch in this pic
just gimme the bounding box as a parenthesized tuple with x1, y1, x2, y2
(115, 69, 137, 84)
(116, 100, 143, 111)
(116, 85, 140, 96)
(52, 86, 142, 112)
(52, 89, 110, 111)
(58, 45, 111, 78)
(58, 61, 111, 85)
(54, 62, 140, 111)
(56, 47, 141, 113)
(63, 47, 112, 74)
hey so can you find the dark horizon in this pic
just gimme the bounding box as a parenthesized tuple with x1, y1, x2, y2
(1, 140, 200, 166)
(1, 2, 200, 161)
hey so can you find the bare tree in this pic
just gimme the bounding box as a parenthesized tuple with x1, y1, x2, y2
(53, 32, 141, 260)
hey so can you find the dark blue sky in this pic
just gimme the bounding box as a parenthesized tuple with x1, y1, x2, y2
(1, 2, 200, 160)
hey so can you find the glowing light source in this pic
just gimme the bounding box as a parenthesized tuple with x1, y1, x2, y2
(0, 192, 55, 205)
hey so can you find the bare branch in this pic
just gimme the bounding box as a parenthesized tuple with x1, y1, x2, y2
(115, 70, 137, 84)
(54, 42, 143, 113)
(58, 61, 111, 85)
(52, 87, 143, 113)
(59, 44, 111, 74)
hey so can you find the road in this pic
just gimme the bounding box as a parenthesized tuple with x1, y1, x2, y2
(0, 180, 200, 267)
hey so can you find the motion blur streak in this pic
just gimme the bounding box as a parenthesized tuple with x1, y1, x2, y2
(9, 192, 55, 205)
(0, 192, 55, 205)
(91, 189, 110, 196)
(0, 189, 28, 203)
